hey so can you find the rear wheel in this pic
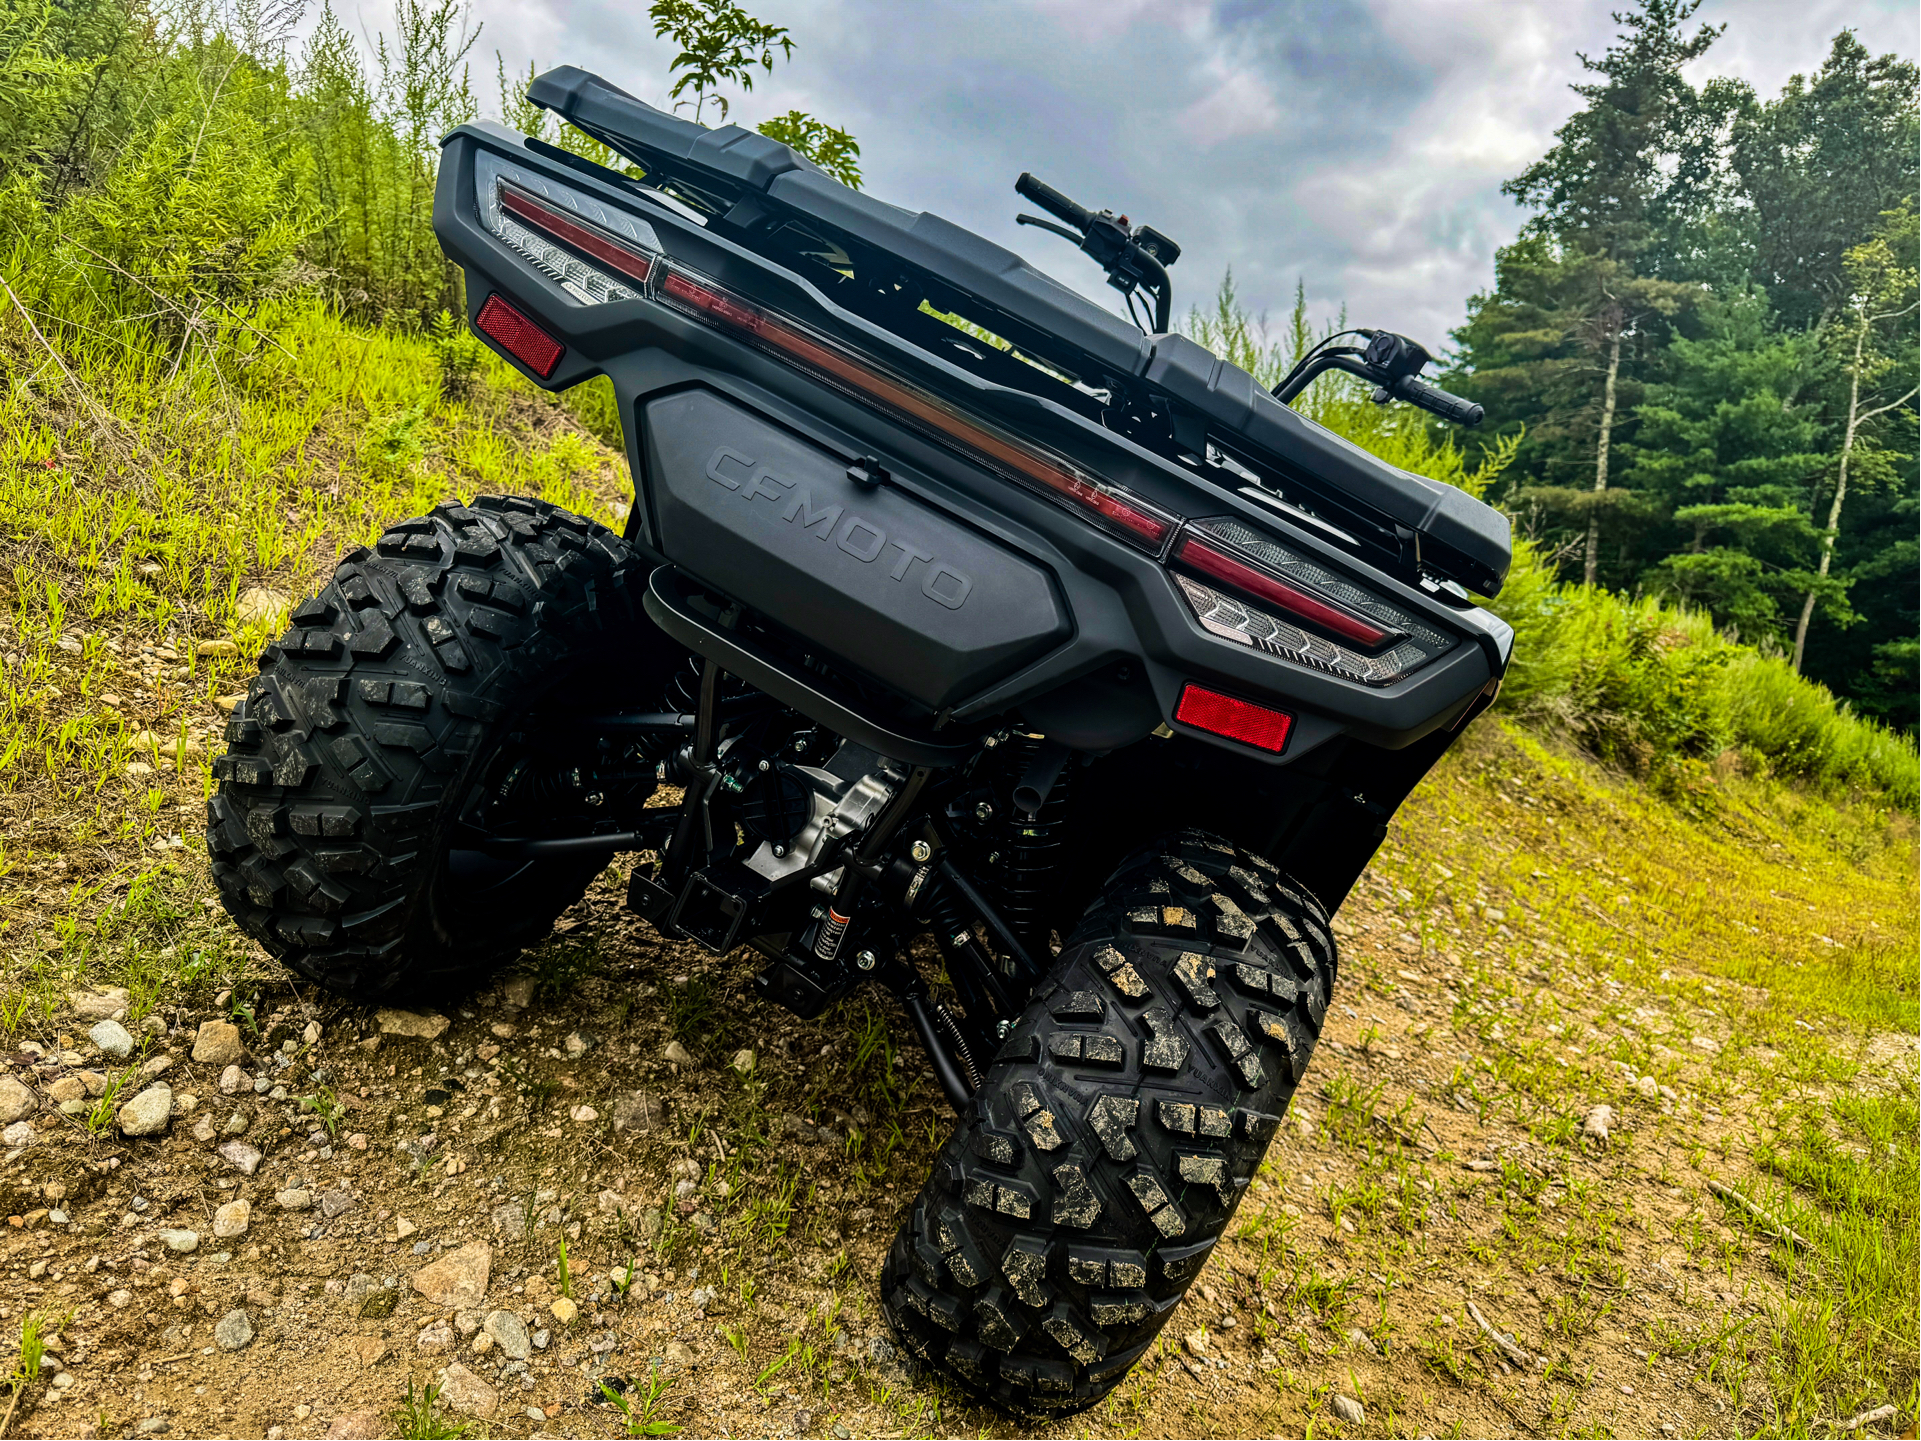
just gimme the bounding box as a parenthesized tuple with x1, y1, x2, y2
(881, 830, 1337, 1416)
(206, 495, 666, 999)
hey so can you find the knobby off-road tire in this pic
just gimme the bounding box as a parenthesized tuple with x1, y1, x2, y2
(881, 830, 1337, 1416)
(206, 496, 657, 999)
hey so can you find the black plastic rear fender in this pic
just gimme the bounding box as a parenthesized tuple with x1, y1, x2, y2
(643, 387, 1070, 711)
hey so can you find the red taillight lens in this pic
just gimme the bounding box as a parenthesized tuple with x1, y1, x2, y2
(475, 294, 564, 378)
(500, 188, 654, 285)
(1174, 684, 1294, 753)
(1175, 534, 1389, 648)
(658, 268, 1176, 552)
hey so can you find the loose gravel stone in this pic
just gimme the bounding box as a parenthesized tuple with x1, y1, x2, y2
(318, 1185, 356, 1219)
(70, 988, 129, 1020)
(46, 1076, 85, 1106)
(484, 1310, 531, 1361)
(325, 1408, 386, 1439)
(219, 1140, 263, 1174)
(90, 1020, 135, 1061)
(435, 1363, 497, 1417)
(1331, 1394, 1365, 1425)
(118, 1085, 173, 1137)
(213, 1200, 251, 1238)
(413, 1241, 491, 1308)
(376, 1009, 449, 1040)
(416, 1320, 454, 1353)
(158, 1229, 199, 1253)
(192, 1021, 247, 1066)
(214, 1309, 254, 1350)
(662, 1040, 694, 1067)
(275, 1188, 312, 1211)
(548, 1297, 578, 1325)
(0, 1077, 36, 1125)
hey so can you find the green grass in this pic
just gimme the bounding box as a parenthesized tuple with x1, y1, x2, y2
(393, 1381, 470, 1441)
(0, 293, 631, 1006)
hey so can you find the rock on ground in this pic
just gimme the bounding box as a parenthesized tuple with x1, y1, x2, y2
(235, 586, 291, 626)
(435, 1363, 498, 1417)
(70, 988, 130, 1020)
(1583, 1104, 1615, 1145)
(214, 1310, 253, 1350)
(191, 1020, 247, 1066)
(219, 1140, 263, 1174)
(326, 1408, 387, 1439)
(317, 1185, 356, 1219)
(1331, 1394, 1366, 1425)
(376, 1009, 450, 1040)
(484, 1309, 530, 1361)
(118, 1085, 173, 1137)
(0, 1075, 35, 1123)
(213, 1199, 251, 1238)
(89, 1020, 135, 1060)
(412, 1241, 491, 1308)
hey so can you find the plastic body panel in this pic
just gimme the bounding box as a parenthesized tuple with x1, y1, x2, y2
(431, 123, 1505, 766)
(644, 388, 1071, 710)
(519, 71, 1508, 594)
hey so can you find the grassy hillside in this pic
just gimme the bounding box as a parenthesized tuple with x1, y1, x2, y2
(0, 274, 1912, 1441)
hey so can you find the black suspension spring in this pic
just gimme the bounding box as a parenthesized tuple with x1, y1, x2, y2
(996, 735, 1073, 957)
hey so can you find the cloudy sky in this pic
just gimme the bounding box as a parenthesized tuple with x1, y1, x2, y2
(362, 0, 1916, 351)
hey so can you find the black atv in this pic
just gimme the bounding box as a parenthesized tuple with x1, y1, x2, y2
(207, 67, 1510, 1417)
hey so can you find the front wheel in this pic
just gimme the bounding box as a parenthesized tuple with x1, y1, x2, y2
(206, 496, 666, 1000)
(881, 830, 1337, 1416)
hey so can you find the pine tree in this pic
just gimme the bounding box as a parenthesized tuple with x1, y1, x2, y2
(1456, 0, 1721, 584)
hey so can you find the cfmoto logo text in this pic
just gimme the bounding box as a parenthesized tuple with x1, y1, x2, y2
(705, 447, 973, 611)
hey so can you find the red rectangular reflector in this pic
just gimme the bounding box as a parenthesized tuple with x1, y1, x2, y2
(1174, 683, 1293, 752)
(1176, 535, 1389, 648)
(475, 294, 564, 378)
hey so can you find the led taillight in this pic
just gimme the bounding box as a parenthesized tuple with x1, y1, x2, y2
(500, 188, 654, 285)
(657, 268, 1176, 552)
(1174, 684, 1293, 753)
(1175, 534, 1389, 648)
(475, 294, 564, 377)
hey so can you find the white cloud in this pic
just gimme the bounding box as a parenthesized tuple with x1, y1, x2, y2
(342, 0, 1914, 347)
(1176, 55, 1283, 146)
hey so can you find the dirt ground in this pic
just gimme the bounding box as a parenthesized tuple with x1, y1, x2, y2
(1, 771, 1910, 1441)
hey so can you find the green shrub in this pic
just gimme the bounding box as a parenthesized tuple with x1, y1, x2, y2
(1179, 274, 1919, 811)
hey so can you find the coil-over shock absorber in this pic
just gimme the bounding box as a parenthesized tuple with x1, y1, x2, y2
(994, 734, 1073, 958)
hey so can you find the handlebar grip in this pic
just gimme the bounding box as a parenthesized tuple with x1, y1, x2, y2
(1015, 172, 1092, 233)
(1393, 375, 1484, 427)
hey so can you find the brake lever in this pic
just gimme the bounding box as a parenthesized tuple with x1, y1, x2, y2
(1016, 213, 1083, 244)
